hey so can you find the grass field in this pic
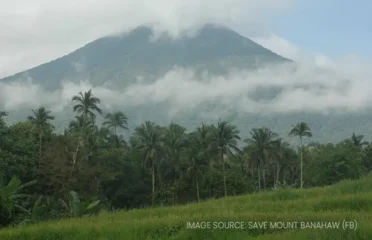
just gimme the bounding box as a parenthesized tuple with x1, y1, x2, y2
(1, 177, 372, 240)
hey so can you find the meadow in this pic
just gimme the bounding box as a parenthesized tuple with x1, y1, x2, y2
(0, 176, 371, 240)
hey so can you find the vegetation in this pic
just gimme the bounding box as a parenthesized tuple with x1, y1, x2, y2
(1, 177, 372, 239)
(1, 89, 372, 238)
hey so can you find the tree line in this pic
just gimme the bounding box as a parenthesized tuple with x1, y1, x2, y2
(1, 89, 372, 228)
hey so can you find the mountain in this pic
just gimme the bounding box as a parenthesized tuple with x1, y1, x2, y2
(0, 24, 288, 90)
(1, 24, 371, 144)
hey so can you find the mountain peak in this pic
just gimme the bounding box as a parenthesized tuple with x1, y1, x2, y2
(1, 25, 289, 90)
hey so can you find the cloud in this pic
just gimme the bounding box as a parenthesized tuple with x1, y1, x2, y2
(1, 56, 372, 123)
(252, 34, 304, 61)
(0, 0, 296, 78)
(1, 0, 371, 127)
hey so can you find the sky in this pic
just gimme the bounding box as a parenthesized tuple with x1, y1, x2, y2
(268, 0, 372, 58)
(1, 0, 371, 78)
(0, 0, 372, 119)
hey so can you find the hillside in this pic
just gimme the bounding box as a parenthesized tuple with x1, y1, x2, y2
(0, 24, 288, 90)
(1, 24, 372, 144)
(1, 177, 371, 239)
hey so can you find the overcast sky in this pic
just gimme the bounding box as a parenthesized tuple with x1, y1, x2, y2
(1, 0, 371, 79)
(0, 0, 296, 78)
(0, 0, 371, 120)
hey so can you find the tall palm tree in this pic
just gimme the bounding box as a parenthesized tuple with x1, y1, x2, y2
(211, 120, 241, 197)
(271, 139, 290, 188)
(133, 121, 165, 207)
(27, 107, 54, 170)
(0, 111, 7, 126)
(72, 89, 102, 123)
(350, 133, 368, 147)
(68, 115, 94, 133)
(245, 127, 278, 190)
(103, 111, 128, 148)
(186, 123, 211, 202)
(0, 111, 8, 148)
(187, 153, 208, 203)
(289, 122, 312, 188)
(71, 90, 102, 165)
(163, 123, 188, 182)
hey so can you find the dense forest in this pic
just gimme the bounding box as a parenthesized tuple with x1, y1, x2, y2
(1, 89, 372, 229)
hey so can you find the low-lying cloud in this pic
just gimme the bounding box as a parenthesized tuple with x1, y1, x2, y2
(1, 56, 372, 121)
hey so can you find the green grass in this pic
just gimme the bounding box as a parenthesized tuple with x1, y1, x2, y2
(1, 177, 372, 239)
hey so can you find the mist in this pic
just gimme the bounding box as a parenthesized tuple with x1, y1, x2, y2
(1, 57, 372, 120)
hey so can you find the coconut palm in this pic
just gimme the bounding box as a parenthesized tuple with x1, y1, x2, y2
(72, 89, 102, 123)
(71, 90, 102, 165)
(68, 115, 94, 133)
(211, 120, 241, 197)
(0, 111, 7, 126)
(289, 122, 312, 188)
(163, 123, 188, 181)
(187, 154, 208, 203)
(186, 124, 211, 202)
(350, 133, 368, 147)
(0, 111, 8, 148)
(27, 107, 55, 169)
(103, 111, 128, 148)
(245, 127, 278, 190)
(271, 139, 291, 188)
(133, 121, 165, 207)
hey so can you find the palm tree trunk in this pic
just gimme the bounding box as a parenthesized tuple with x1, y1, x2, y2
(276, 163, 280, 188)
(196, 176, 200, 203)
(300, 136, 303, 188)
(114, 126, 118, 148)
(262, 168, 266, 189)
(73, 114, 85, 169)
(38, 133, 42, 172)
(152, 160, 155, 207)
(257, 165, 261, 190)
(221, 149, 227, 197)
(73, 136, 80, 168)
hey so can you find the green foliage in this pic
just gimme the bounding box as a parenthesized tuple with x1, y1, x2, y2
(59, 191, 100, 218)
(0, 177, 36, 227)
(1, 177, 372, 239)
(1, 89, 372, 235)
(22, 196, 47, 224)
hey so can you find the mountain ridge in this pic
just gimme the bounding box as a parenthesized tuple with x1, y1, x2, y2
(0, 24, 290, 89)
(1, 24, 372, 144)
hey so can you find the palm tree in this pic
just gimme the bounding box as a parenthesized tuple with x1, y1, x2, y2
(289, 122, 312, 188)
(72, 89, 102, 123)
(350, 133, 368, 147)
(103, 111, 128, 148)
(71, 90, 102, 166)
(245, 127, 278, 190)
(68, 115, 94, 133)
(164, 123, 187, 182)
(187, 154, 208, 203)
(271, 139, 290, 188)
(27, 107, 55, 169)
(0, 111, 8, 148)
(0, 111, 7, 126)
(133, 121, 165, 207)
(186, 124, 211, 202)
(211, 120, 241, 197)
